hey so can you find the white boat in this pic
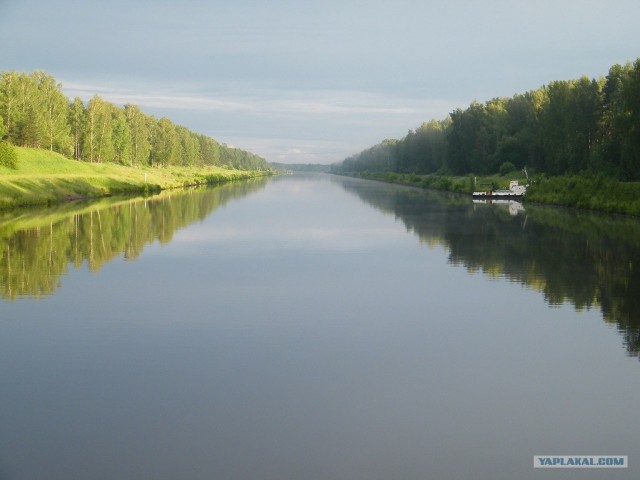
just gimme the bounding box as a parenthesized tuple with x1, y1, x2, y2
(472, 180, 527, 199)
(472, 199, 525, 216)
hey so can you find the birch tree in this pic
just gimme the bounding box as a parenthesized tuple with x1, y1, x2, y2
(33, 71, 71, 154)
(124, 104, 151, 166)
(84, 96, 113, 163)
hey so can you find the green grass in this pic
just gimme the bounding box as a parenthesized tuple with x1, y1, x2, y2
(347, 171, 528, 195)
(525, 174, 640, 216)
(0, 147, 273, 209)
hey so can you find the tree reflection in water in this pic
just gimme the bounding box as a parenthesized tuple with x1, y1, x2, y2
(336, 176, 640, 359)
(0, 178, 269, 300)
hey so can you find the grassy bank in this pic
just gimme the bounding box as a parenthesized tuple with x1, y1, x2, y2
(340, 171, 525, 195)
(338, 171, 640, 216)
(525, 175, 640, 216)
(0, 147, 274, 209)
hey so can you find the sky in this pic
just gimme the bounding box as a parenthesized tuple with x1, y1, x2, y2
(1, 0, 639, 164)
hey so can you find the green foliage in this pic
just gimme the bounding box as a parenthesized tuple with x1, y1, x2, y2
(123, 104, 150, 167)
(219, 143, 271, 170)
(112, 108, 131, 165)
(333, 57, 640, 182)
(0, 147, 274, 209)
(0, 70, 271, 171)
(525, 174, 640, 216)
(69, 97, 85, 160)
(0, 141, 18, 169)
(499, 161, 516, 175)
(270, 162, 330, 172)
(332, 121, 450, 175)
(0, 71, 72, 152)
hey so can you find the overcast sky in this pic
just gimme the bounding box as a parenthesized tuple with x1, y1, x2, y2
(1, 0, 639, 164)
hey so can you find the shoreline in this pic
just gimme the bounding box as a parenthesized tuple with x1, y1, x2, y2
(0, 147, 276, 210)
(333, 171, 640, 217)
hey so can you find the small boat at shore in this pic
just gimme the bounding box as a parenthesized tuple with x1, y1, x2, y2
(472, 180, 527, 199)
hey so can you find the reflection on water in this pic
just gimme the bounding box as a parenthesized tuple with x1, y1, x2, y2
(0, 178, 269, 299)
(2, 173, 640, 480)
(472, 198, 525, 216)
(335, 176, 640, 358)
(2, 174, 639, 359)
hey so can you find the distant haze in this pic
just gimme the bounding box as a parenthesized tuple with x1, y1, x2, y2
(1, 0, 639, 163)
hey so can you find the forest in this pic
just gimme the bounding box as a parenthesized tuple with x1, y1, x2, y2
(0, 71, 271, 171)
(270, 162, 331, 172)
(332, 58, 640, 181)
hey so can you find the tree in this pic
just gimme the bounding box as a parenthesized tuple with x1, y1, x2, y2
(0, 70, 271, 170)
(11, 73, 41, 147)
(492, 93, 539, 170)
(446, 101, 498, 174)
(111, 107, 131, 165)
(69, 97, 85, 160)
(151, 117, 179, 167)
(177, 126, 200, 166)
(124, 104, 151, 167)
(619, 60, 640, 179)
(412, 119, 449, 173)
(536, 78, 603, 175)
(198, 134, 220, 166)
(33, 71, 72, 154)
(336, 57, 638, 180)
(84, 96, 114, 163)
(0, 72, 21, 144)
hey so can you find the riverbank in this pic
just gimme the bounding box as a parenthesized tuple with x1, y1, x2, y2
(335, 171, 640, 216)
(0, 147, 275, 209)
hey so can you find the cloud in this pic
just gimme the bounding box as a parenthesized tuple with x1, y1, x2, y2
(62, 81, 424, 116)
(60, 79, 461, 163)
(62, 81, 256, 112)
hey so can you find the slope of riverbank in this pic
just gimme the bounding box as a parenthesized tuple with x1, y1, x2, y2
(0, 147, 274, 209)
(336, 171, 640, 216)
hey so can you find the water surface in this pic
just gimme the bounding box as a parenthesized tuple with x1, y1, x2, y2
(1, 174, 638, 479)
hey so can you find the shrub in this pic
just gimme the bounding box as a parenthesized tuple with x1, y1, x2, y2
(0, 141, 18, 169)
(499, 161, 516, 176)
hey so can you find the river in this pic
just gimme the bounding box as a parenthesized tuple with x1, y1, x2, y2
(1, 173, 639, 479)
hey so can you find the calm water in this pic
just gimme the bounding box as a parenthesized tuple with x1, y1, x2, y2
(1, 174, 639, 480)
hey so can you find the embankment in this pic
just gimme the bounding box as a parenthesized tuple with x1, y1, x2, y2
(0, 147, 274, 209)
(335, 171, 640, 216)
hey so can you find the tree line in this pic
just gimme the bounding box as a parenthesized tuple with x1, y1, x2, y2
(333, 58, 640, 181)
(0, 70, 271, 171)
(270, 162, 331, 172)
